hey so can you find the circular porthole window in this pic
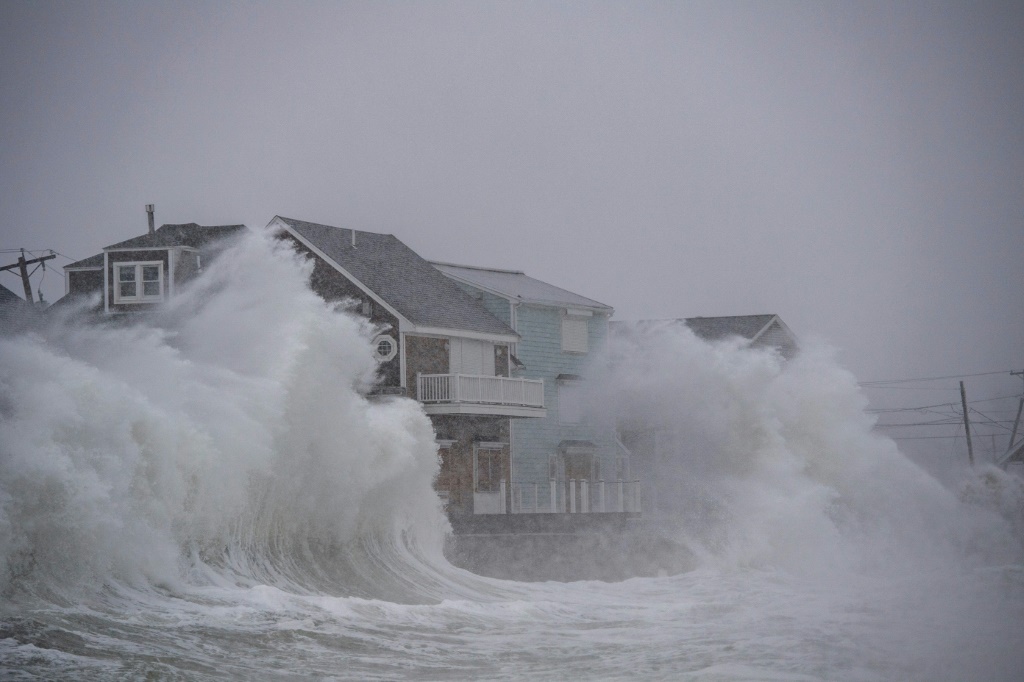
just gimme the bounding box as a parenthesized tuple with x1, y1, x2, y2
(372, 334, 397, 361)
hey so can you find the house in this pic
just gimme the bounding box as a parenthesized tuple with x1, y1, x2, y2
(269, 217, 546, 517)
(432, 262, 635, 514)
(0, 283, 39, 334)
(611, 314, 798, 517)
(60, 213, 246, 313)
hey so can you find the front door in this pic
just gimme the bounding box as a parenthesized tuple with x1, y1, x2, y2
(473, 443, 506, 514)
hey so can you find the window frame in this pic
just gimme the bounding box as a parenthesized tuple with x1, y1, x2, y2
(112, 261, 164, 304)
(473, 444, 504, 493)
(561, 311, 590, 354)
(372, 334, 398, 361)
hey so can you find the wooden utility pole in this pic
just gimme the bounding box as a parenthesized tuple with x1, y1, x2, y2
(1008, 370, 1024, 457)
(960, 380, 974, 467)
(0, 250, 56, 303)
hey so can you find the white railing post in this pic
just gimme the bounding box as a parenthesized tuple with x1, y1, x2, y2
(569, 479, 576, 513)
(598, 480, 605, 513)
(499, 478, 506, 514)
(550, 480, 557, 513)
(581, 479, 589, 513)
(617, 480, 624, 512)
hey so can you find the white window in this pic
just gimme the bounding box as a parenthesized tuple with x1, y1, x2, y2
(372, 334, 398, 361)
(561, 316, 589, 353)
(558, 381, 584, 424)
(113, 262, 164, 304)
(474, 446, 503, 493)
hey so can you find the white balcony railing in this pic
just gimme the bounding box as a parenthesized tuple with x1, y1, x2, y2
(417, 373, 544, 408)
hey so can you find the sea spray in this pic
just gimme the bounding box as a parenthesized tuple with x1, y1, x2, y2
(0, 229, 468, 605)
(1, 237, 1021, 679)
(601, 321, 1023, 577)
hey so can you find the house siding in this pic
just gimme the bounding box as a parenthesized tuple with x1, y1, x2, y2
(282, 233, 402, 386)
(67, 269, 103, 297)
(501, 303, 622, 508)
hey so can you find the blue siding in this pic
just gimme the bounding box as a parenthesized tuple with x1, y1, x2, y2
(443, 279, 627, 508)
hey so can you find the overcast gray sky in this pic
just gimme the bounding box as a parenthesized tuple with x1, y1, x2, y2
(2, 1, 1022, 449)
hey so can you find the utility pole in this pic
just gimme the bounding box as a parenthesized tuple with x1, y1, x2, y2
(960, 380, 974, 467)
(0, 249, 56, 304)
(1008, 370, 1024, 458)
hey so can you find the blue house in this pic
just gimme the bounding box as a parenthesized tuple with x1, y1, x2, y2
(433, 262, 635, 513)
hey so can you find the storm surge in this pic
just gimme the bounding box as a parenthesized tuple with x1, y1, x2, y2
(0, 230, 480, 607)
(1, 231, 1021, 680)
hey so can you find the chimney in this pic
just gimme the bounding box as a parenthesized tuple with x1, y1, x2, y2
(145, 204, 155, 234)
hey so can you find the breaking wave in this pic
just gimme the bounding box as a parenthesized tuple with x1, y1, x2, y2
(0, 229, 1021, 679)
(0, 230, 495, 608)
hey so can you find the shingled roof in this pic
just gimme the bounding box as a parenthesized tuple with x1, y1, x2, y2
(683, 315, 778, 342)
(105, 223, 246, 250)
(431, 262, 613, 312)
(64, 253, 104, 270)
(273, 217, 517, 339)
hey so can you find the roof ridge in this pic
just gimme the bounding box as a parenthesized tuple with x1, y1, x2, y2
(431, 260, 525, 275)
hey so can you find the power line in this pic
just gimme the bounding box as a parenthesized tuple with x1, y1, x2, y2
(859, 370, 1014, 386)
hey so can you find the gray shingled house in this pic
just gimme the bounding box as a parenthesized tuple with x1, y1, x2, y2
(61, 221, 246, 313)
(269, 217, 547, 517)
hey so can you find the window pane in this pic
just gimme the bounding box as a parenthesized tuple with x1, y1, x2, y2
(476, 450, 501, 492)
(120, 282, 136, 297)
(143, 281, 160, 296)
(142, 265, 160, 281)
(118, 267, 136, 282)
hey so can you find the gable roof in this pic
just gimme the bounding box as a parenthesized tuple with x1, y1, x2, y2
(64, 253, 104, 270)
(611, 314, 798, 357)
(104, 223, 246, 250)
(272, 217, 517, 340)
(431, 262, 613, 312)
(683, 315, 779, 342)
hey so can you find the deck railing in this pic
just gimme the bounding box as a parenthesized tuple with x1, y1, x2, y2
(417, 373, 544, 408)
(509, 480, 642, 514)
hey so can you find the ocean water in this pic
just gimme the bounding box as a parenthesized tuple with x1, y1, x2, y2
(2, 231, 1022, 681)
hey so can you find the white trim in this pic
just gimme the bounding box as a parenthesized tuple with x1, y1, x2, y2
(749, 314, 798, 348)
(564, 308, 593, 318)
(413, 325, 518, 344)
(420, 403, 546, 418)
(103, 245, 199, 253)
(270, 217, 412, 329)
(399, 331, 408, 389)
(372, 334, 398, 361)
(63, 265, 103, 272)
(112, 261, 165, 304)
(103, 252, 109, 313)
(167, 248, 175, 299)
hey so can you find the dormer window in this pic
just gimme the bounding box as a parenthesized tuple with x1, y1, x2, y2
(114, 262, 164, 303)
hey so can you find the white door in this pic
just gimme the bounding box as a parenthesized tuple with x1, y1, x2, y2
(450, 338, 495, 376)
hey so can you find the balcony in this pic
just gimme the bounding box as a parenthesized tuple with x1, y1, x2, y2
(417, 373, 546, 418)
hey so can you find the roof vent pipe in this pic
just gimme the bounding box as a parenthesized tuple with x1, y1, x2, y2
(351, 228, 356, 248)
(145, 204, 155, 234)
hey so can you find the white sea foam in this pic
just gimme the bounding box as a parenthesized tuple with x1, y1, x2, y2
(1, 231, 1021, 680)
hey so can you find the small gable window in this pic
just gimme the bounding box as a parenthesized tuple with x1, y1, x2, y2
(113, 262, 163, 304)
(373, 334, 398, 361)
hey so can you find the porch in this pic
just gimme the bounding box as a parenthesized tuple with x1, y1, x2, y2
(417, 373, 546, 418)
